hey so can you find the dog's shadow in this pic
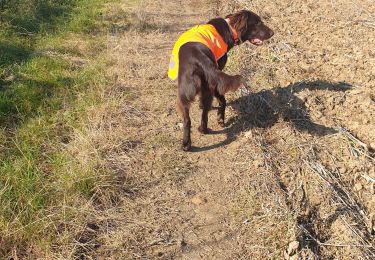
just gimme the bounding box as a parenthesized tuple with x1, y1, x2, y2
(191, 80, 352, 152)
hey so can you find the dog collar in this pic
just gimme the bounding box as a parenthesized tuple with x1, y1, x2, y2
(225, 18, 239, 45)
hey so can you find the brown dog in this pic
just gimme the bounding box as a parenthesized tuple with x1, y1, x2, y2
(168, 10, 274, 151)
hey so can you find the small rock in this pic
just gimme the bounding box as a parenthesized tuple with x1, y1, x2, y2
(177, 123, 183, 129)
(354, 182, 363, 191)
(287, 240, 299, 256)
(191, 195, 207, 205)
(244, 130, 253, 139)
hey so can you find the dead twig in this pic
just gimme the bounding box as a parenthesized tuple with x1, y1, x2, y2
(305, 160, 375, 258)
(299, 225, 373, 248)
(336, 126, 374, 161)
(361, 174, 375, 183)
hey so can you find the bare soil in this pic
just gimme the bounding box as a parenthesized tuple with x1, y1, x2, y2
(69, 0, 375, 259)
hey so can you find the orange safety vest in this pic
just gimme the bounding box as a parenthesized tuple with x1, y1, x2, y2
(168, 24, 228, 80)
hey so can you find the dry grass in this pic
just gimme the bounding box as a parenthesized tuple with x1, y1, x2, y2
(2, 0, 374, 258)
(219, 0, 375, 258)
(63, 0, 374, 258)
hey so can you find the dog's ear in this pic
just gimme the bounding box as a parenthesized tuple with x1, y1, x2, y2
(226, 10, 250, 39)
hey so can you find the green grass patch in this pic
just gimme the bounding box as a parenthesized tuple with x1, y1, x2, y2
(0, 0, 119, 256)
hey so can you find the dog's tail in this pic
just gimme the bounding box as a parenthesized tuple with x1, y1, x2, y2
(215, 71, 243, 95)
(199, 60, 243, 95)
(190, 49, 244, 95)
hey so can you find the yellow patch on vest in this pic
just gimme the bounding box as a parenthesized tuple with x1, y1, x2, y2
(168, 24, 228, 81)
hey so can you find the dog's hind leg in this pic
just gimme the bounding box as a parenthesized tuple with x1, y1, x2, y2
(177, 97, 192, 151)
(214, 90, 226, 127)
(176, 97, 184, 119)
(198, 88, 213, 134)
(182, 106, 192, 151)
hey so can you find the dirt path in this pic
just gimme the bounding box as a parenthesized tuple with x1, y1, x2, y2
(102, 1, 279, 258)
(76, 0, 375, 259)
(86, 0, 291, 258)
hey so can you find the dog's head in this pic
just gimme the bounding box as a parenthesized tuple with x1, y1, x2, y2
(226, 10, 274, 46)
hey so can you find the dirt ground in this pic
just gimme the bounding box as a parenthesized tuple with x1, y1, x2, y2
(67, 0, 375, 259)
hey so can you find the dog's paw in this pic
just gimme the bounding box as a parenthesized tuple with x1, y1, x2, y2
(198, 126, 209, 134)
(182, 140, 192, 151)
(218, 119, 225, 127)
